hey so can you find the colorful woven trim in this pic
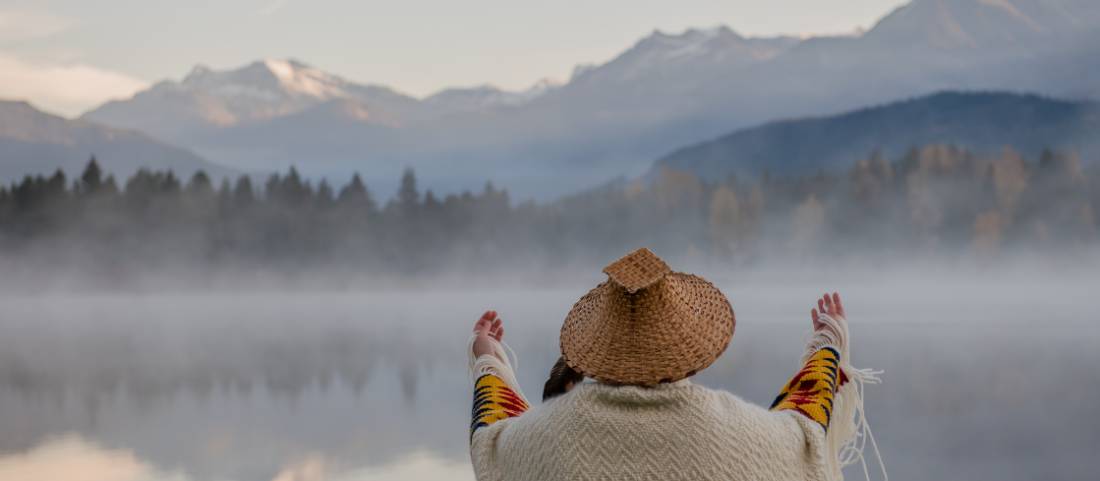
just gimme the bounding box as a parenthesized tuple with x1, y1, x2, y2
(770, 347, 843, 430)
(471, 373, 529, 437)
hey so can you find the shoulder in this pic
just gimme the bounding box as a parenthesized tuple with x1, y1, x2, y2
(681, 385, 825, 441)
(683, 384, 763, 417)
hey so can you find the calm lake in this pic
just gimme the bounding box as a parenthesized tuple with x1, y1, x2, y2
(0, 277, 1096, 481)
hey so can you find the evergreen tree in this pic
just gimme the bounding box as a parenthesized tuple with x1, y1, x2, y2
(216, 178, 234, 213)
(264, 173, 282, 202)
(159, 171, 181, 194)
(79, 156, 103, 195)
(338, 173, 364, 203)
(337, 173, 377, 213)
(268, 167, 312, 206)
(11, 175, 41, 210)
(187, 171, 213, 196)
(102, 176, 119, 196)
(283, 167, 311, 206)
(424, 190, 440, 210)
(45, 169, 66, 194)
(217, 179, 232, 197)
(396, 168, 420, 215)
(233, 176, 255, 208)
(124, 169, 155, 206)
(316, 179, 335, 207)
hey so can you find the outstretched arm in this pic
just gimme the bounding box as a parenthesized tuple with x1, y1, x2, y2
(769, 293, 848, 430)
(769, 293, 887, 478)
(469, 310, 529, 439)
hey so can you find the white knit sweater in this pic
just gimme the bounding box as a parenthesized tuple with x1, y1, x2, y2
(468, 312, 882, 481)
(471, 379, 838, 481)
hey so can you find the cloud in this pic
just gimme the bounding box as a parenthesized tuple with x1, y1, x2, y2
(0, 54, 149, 118)
(0, 9, 74, 43)
(257, 0, 291, 16)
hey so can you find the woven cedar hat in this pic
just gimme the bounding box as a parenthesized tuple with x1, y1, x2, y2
(560, 248, 735, 386)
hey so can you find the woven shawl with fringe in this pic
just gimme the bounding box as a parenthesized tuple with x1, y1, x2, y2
(467, 311, 885, 481)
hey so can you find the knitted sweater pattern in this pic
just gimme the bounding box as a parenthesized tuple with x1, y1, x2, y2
(471, 379, 837, 481)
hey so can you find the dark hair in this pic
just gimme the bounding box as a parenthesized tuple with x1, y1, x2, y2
(542, 356, 585, 401)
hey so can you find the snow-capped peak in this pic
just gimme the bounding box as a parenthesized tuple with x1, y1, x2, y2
(261, 59, 347, 99)
(625, 25, 798, 65)
(633, 25, 742, 59)
(262, 59, 297, 78)
(140, 59, 363, 126)
(177, 58, 348, 101)
(573, 25, 797, 83)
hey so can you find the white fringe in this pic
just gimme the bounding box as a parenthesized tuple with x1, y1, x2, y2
(467, 334, 530, 405)
(807, 312, 888, 481)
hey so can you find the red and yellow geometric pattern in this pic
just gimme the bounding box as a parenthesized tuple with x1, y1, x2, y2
(769, 347, 844, 430)
(471, 373, 529, 438)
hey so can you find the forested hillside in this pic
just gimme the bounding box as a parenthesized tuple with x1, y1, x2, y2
(654, 92, 1100, 180)
(1, 144, 1095, 286)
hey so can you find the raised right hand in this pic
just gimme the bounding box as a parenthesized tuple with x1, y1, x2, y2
(811, 292, 845, 330)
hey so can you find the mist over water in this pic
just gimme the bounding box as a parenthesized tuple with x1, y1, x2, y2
(0, 265, 1096, 481)
(4, 2, 1100, 479)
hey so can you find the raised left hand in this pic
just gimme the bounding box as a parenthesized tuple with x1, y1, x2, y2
(472, 310, 504, 359)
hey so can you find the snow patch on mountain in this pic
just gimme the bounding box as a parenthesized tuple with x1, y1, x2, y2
(178, 58, 349, 102)
(423, 77, 561, 112)
(262, 59, 347, 99)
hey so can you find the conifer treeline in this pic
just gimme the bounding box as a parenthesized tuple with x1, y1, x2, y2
(0, 145, 1097, 282)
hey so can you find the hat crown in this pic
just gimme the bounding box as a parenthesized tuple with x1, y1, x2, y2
(602, 248, 671, 293)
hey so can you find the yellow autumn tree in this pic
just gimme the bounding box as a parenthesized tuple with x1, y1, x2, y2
(653, 167, 705, 217)
(972, 210, 1003, 257)
(791, 193, 825, 254)
(708, 185, 741, 258)
(992, 148, 1029, 218)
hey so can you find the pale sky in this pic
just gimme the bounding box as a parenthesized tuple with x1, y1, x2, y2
(0, 0, 907, 117)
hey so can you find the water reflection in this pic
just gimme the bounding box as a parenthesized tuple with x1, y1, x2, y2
(0, 281, 1097, 480)
(0, 435, 472, 481)
(0, 435, 182, 481)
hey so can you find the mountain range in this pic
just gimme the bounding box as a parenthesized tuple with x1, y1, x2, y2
(5, 0, 1099, 198)
(0, 100, 232, 184)
(653, 91, 1100, 180)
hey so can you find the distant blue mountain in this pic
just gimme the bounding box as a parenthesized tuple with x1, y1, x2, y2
(81, 0, 1100, 200)
(653, 91, 1100, 180)
(0, 100, 235, 183)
